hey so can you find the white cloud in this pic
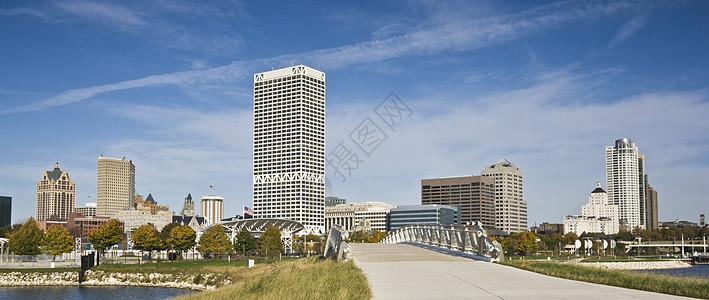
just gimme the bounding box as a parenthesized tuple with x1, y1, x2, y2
(607, 13, 649, 49)
(53, 1, 146, 27)
(324, 68, 709, 224)
(2, 0, 651, 114)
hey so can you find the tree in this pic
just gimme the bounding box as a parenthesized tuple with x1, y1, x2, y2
(8, 218, 44, 256)
(197, 224, 231, 258)
(517, 231, 538, 256)
(304, 232, 320, 242)
(132, 223, 163, 260)
(43, 225, 74, 261)
(159, 222, 180, 250)
(168, 225, 197, 259)
(499, 232, 519, 257)
(0, 223, 23, 238)
(348, 230, 370, 243)
(234, 227, 257, 256)
(88, 219, 123, 257)
(370, 230, 387, 243)
(258, 225, 283, 259)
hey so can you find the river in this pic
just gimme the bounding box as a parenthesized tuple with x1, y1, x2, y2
(636, 265, 709, 279)
(0, 286, 195, 300)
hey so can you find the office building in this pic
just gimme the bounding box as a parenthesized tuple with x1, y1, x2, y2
(253, 65, 326, 234)
(388, 204, 460, 231)
(563, 183, 619, 235)
(0, 196, 11, 228)
(325, 196, 346, 207)
(117, 200, 172, 235)
(96, 156, 135, 217)
(133, 193, 169, 215)
(638, 154, 650, 229)
(646, 183, 658, 231)
(324, 201, 395, 232)
(421, 175, 495, 228)
(36, 163, 76, 221)
(531, 222, 564, 234)
(67, 212, 124, 240)
(75, 202, 97, 217)
(201, 195, 224, 225)
(605, 138, 645, 229)
(481, 158, 527, 233)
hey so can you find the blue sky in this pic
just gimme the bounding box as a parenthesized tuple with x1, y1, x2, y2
(1, 0, 708, 227)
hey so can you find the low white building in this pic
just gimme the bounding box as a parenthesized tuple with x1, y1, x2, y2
(325, 202, 395, 232)
(117, 202, 173, 235)
(563, 183, 619, 235)
(75, 202, 97, 217)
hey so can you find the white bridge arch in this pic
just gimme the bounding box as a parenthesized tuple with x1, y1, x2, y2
(216, 218, 305, 253)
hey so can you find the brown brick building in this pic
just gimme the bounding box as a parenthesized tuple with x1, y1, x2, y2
(421, 176, 495, 228)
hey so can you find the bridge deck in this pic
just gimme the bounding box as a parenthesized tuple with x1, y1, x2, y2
(350, 243, 693, 299)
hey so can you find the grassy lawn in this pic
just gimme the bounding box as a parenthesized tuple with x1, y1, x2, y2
(500, 260, 709, 299)
(172, 257, 371, 300)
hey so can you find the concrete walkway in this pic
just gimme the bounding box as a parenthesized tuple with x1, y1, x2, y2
(350, 243, 696, 299)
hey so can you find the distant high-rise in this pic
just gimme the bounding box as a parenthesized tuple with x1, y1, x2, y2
(201, 195, 223, 225)
(481, 158, 528, 233)
(605, 138, 645, 229)
(96, 156, 135, 217)
(563, 183, 619, 235)
(253, 65, 326, 234)
(647, 183, 658, 231)
(421, 175, 495, 229)
(36, 163, 75, 221)
(0, 196, 11, 227)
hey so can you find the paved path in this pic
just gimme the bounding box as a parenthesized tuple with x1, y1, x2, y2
(350, 243, 696, 299)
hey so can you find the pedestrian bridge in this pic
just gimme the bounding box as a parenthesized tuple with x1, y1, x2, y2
(349, 243, 688, 299)
(381, 223, 504, 262)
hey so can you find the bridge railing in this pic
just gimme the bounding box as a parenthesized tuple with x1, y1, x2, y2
(382, 223, 504, 262)
(323, 224, 350, 261)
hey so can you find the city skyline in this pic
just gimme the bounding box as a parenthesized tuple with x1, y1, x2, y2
(1, 1, 708, 227)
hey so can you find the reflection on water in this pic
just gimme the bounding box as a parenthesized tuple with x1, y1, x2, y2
(0, 286, 195, 300)
(636, 265, 709, 279)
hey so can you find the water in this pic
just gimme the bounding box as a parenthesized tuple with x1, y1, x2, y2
(0, 286, 196, 300)
(636, 265, 709, 279)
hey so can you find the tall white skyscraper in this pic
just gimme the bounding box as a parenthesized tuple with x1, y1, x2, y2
(253, 65, 326, 234)
(96, 156, 135, 217)
(605, 138, 645, 229)
(481, 158, 527, 233)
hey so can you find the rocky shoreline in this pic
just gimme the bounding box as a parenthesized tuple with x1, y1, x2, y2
(582, 260, 692, 270)
(0, 270, 230, 290)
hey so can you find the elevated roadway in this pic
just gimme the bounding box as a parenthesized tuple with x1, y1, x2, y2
(350, 243, 694, 299)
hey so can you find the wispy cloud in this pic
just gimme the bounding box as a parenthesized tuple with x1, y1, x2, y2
(2, 1, 243, 57)
(0, 7, 46, 18)
(607, 13, 649, 49)
(0, 61, 254, 114)
(53, 1, 146, 28)
(2, 0, 653, 115)
(324, 68, 709, 222)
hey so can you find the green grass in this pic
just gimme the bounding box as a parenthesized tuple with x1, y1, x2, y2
(500, 260, 709, 299)
(173, 257, 371, 300)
